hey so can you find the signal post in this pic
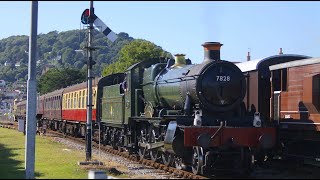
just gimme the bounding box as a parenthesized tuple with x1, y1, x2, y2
(78, 1, 117, 166)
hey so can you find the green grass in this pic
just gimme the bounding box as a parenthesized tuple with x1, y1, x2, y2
(0, 128, 89, 179)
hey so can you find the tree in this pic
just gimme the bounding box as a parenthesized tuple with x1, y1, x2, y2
(61, 48, 75, 65)
(102, 39, 173, 76)
(38, 68, 86, 94)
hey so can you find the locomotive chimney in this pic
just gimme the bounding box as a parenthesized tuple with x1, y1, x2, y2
(202, 42, 223, 62)
(279, 48, 283, 55)
(172, 54, 186, 68)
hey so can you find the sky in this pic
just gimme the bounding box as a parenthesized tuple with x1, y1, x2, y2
(1, 1, 320, 64)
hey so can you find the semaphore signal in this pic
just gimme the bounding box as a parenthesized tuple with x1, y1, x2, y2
(81, 8, 118, 42)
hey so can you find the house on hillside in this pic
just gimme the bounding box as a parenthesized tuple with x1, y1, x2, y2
(15, 62, 21, 67)
(0, 80, 5, 88)
(41, 64, 55, 75)
(4, 61, 12, 67)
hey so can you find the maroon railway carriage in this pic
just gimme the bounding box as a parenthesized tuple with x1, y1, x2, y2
(39, 88, 64, 131)
(269, 57, 320, 164)
(235, 54, 310, 124)
(42, 89, 64, 121)
(36, 94, 45, 119)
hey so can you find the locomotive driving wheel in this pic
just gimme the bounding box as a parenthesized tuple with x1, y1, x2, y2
(175, 157, 187, 170)
(192, 146, 204, 175)
(138, 128, 148, 160)
(138, 146, 146, 160)
(149, 128, 160, 162)
(149, 149, 159, 162)
(161, 151, 174, 166)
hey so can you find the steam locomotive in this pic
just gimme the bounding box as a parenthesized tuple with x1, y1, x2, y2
(14, 42, 276, 176)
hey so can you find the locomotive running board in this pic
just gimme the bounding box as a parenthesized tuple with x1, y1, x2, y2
(183, 126, 276, 148)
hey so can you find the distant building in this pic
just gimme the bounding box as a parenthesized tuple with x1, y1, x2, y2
(12, 81, 27, 94)
(53, 55, 62, 61)
(4, 61, 12, 67)
(3, 90, 19, 100)
(0, 80, 5, 87)
(41, 64, 55, 75)
(15, 62, 21, 67)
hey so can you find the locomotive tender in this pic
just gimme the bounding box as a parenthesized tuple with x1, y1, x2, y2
(15, 42, 276, 176)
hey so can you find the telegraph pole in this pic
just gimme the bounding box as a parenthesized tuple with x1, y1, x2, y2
(85, 0, 94, 161)
(25, 1, 38, 179)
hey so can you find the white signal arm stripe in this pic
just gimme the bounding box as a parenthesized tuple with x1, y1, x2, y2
(93, 17, 118, 43)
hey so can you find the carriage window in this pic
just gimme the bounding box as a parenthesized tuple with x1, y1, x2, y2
(65, 95, 67, 109)
(56, 97, 58, 109)
(54, 97, 56, 109)
(76, 94, 79, 108)
(78, 91, 81, 108)
(71, 93, 74, 109)
(82, 90, 85, 108)
(281, 68, 287, 91)
(272, 70, 281, 91)
(69, 94, 71, 109)
(86, 94, 88, 107)
(74, 94, 77, 108)
(93, 89, 96, 107)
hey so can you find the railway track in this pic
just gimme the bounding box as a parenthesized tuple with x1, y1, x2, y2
(2, 121, 320, 179)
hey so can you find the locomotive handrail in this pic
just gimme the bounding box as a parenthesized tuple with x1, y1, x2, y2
(140, 75, 199, 86)
(160, 74, 199, 82)
(210, 121, 224, 139)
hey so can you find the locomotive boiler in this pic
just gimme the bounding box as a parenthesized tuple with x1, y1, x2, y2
(142, 42, 246, 126)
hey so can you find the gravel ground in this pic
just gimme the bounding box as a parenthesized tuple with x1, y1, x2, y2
(51, 135, 179, 179)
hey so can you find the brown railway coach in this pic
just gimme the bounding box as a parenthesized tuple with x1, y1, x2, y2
(269, 57, 320, 164)
(235, 54, 310, 124)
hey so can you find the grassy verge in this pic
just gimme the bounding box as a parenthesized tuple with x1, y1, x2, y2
(0, 128, 89, 179)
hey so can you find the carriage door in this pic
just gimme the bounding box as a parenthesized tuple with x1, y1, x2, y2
(271, 69, 282, 122)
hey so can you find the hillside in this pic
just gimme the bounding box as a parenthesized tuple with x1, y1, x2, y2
(0, 29, 134, 86)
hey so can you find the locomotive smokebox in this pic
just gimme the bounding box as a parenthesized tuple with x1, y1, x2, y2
(202, 42, 223, 62)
